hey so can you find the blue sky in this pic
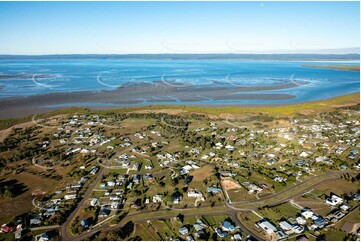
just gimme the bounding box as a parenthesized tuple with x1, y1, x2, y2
(0, 1, 359, 54)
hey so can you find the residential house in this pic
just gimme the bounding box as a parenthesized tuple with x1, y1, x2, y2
(301, 210, 315, 220)
(99, 207, 111, 217)
(111, 202, 119, 209)
(152, 195, 163, 203)
(187, 189, 203, 198)
(279, 221, 293, 231)
(110, 195, 120, 201)
(325, 194, 343, 206)
(179, 226, 189, 235)
(232, 234, 242, 241)
(207, 186, 222, 194)
(296, 216, 306, 225)
(313, 216, 326, 228)
(173, 192, 182, 204)
(257, 220, 277, 234)
(30, 217, 42, 226)
(340, 204, 349, 211)
(193, 220, 206, 232)
(107, 180, 116, 187)
(80, 219, 89, 229)
(90, 198, 98, 206)
(186, 235, 194, 241)
(292, 225, 304, 234)
(215, 228, 228, 238)
(222, 220, 236, 232)
(35, 233, 49, 241)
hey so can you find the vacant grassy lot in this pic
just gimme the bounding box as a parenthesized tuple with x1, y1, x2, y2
(134, 222, 161, 240)
(335, 206, 360, 230)
(0, 172, 58, 224)
(202, 214, 229, 226)
(257, 202, 301, 224)
(325, 228, 349, 241)
(190, 164, 214, 182)
(314, 179, 359, 195)
(228, 188, 255, 202)
(293, 195, 331, 217)
(151, 219, 177, 239)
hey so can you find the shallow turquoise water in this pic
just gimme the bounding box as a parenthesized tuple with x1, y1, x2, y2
(0, 59, 359, 105)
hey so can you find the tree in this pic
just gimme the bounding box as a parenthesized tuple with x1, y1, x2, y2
(176, 213, 184, 223)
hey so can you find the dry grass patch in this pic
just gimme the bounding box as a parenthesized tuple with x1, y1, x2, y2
(221, 178, 241, 191)
(314, 179, 359, 195)
(0, 172, 57, 224)
(189, 164, 214, 182)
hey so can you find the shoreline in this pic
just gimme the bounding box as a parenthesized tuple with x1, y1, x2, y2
(0, 81, 301, 119)
(0, 93, 359, 132)
(0, 76, 359, 119)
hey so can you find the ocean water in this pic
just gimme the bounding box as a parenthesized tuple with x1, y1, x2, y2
(0, 59, 359, 105)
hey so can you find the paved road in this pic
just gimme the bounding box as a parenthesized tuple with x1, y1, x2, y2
(60, 167, 105, 240)
(30, 225, 61, 231)
(67, 207, 265, 241)
(61, 169, 351, 241)
(228, 170, 349, 210)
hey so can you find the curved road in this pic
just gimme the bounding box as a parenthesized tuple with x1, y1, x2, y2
(60, 167, 105, 240)
(61, 170, 350, 241)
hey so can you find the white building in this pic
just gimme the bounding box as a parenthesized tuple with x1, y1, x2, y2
(279, 221, 293, 231)
(152, 195, 163, 203)
(325, 195, 343, 206)
(257, 220, 277, 234)
(296, 216, 306, 225)
(90, 198, 98, 206)
(187, 189, 203, 198)
(111, 202, 119, 209)
(64, 194, 77, 200)
(301, 210, 315, 220)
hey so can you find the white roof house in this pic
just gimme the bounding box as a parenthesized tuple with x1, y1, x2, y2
(179, 226, 189, 235)
(340, 204, 349, 211)
(107, 180, 116, 187)
(292, 225, 304, 234)
(296, 216, 306, 225)
(187, 189, 203, 198)
(111, 202, 119, 209)
(110, 195, 120, 201)
(325, 195, 343, 206)
(90, 198, 98, 206)
(257, 220, 277, 234)
(299, 151, 309, 158)
(279, 221, 293, 231)
(64, 194, 77, 200)
(301, 210, 315, 219)
(152, 195, 163, 203)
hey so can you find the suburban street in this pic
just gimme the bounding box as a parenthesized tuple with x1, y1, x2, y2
(60, 170, 350, 241)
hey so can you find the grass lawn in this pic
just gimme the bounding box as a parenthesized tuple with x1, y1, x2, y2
(189, 164, 214, 182)
(238, 212, 267, 240)
(335, 206, 360, 230)
(202, 215, 229, 227)
(257, 202, 301, 224)
(151, 219, 176, 239)
(293, 195, 331, 217)
(0, 172, 58, 225)
(0, 232, 15, 241)
(325, 228, 349, 241)
(228, 188, 255, 202)
(134, 222, 160, 240)
(314, 179, 359, 195)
